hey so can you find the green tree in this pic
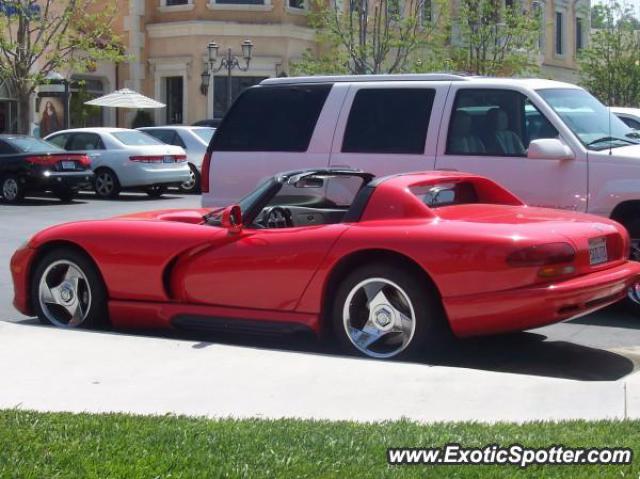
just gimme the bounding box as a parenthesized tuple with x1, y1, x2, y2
(292, 0, 450, 75)
(0, 0, 126, 134)
(451, 0, 540, 76)
(579, 2, 640, 107)
(591, 4, 608, 29)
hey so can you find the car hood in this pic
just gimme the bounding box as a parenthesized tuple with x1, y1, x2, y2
(591, 143, 640, 160)
(115, 208, 216, 224)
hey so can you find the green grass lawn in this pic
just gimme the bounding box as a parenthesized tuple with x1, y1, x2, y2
(0, 409, 638, 478)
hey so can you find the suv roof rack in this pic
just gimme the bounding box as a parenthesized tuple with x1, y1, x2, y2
(261, 73, 469, 85)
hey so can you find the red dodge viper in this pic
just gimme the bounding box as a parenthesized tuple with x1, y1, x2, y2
(11, 169, 640, 359)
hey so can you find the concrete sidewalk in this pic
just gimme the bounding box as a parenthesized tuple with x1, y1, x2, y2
(0, 321, 637, 423)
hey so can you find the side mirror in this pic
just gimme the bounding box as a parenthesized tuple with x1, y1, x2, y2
(527, 138, 575, 161)
(221, 205, 242, 233)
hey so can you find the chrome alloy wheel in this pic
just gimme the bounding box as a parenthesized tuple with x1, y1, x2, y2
(342, 277, 416, 359)
(38, 260, 92, 328)
(95, 172, 114, 197)
(181, 168, 197, 191)
(2, 177, 18, 201)
(628, 238, 640, 305)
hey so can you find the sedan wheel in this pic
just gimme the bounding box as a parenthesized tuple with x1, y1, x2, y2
(32, 248, 108, 329)
(332, 263, 448, 359)
(179, 164, 200, 194)
(94, 170, 120, 199)
(1, 175, 24, 203)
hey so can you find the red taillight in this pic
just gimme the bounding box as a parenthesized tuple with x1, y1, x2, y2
(25, 155, 57, 166)
(507, 242, 576, 267)
(201, 151, 212, 193)
(78, 155, 91, 167)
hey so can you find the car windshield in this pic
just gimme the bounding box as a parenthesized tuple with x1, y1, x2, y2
(112, 131, 164, 146)
(537, 88, 639, 150)
(193, 128, 215, 144)
(6, 137, 64, 153)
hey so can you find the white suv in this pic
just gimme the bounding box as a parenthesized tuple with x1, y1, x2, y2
(202, 74, 640, 306)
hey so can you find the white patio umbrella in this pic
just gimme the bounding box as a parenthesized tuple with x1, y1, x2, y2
(84, 88, 165, 109)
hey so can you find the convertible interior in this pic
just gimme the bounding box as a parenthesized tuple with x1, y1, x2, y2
(253, 173, 369, 228)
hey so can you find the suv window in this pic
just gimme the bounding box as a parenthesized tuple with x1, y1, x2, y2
(67, 133, 104, 151)
(342, 88, 435, 154)
(447, 89, 558, 157)
(212, 84, 332, 152)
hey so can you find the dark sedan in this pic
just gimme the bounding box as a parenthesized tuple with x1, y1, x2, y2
(0, 135, 94, 203)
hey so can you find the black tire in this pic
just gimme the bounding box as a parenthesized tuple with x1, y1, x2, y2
(1, 174, 25, 204)
(54, 187, 76, 203)
(331, 262, 449, 360)
(146, 184, 167, 198)
(178, 163, 201, 194)
(94, 168, 120, 199)
(622, 217, 640, 316)
(31, 248, 109, 329)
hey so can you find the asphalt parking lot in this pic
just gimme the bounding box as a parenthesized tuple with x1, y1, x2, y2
(2, 191, 640, 388)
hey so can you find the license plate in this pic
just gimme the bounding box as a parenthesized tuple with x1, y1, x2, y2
(60, 161, 76, 170)
(163, 156, 174, 163)
(589, 237, 608, 265)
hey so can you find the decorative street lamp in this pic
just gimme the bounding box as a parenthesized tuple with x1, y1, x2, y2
(200, 39, 253, 112)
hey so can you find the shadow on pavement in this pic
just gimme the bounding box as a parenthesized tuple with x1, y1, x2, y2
(6, 318, 635, 382)
(5, 197, 88, 206)
(568, 304, 640, 330)
(428, 332, 635, 382)
(75, 192, 185, 202)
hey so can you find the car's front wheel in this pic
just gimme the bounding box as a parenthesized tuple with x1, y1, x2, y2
(31, 248, 108, 329)
(1, 175, 25, 204)
(332, 263, 447, 359)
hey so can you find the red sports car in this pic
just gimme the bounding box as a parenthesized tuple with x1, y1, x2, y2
(10, 169, 640, 359)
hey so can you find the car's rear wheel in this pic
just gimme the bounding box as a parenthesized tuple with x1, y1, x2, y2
(332, 263, 447, 359)
(94, 169, 120, 199)
(146, 185, 167, 198)
(31, 248, 108, 329)
(1, 175, 25, 204)
(178, 164, 200, 194)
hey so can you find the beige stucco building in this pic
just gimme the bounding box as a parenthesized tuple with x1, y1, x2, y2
(9, 0, 588, 133)
(538, 0, 590, 82)
(109, 0, 316, 127)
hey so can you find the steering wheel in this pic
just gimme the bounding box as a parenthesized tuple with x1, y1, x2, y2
(263, 206, 293, 228)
